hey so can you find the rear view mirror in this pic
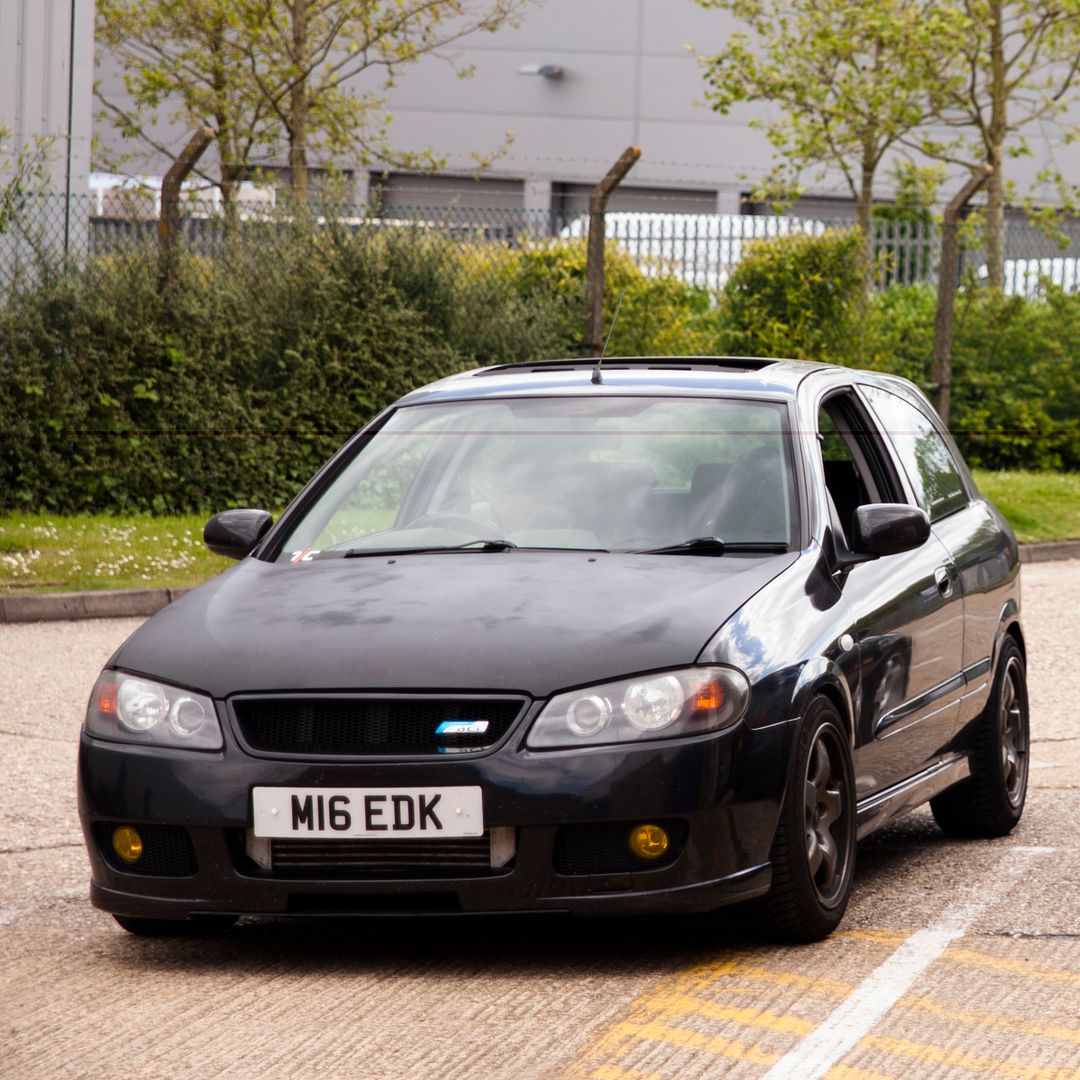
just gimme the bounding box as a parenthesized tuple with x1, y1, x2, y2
(204, 509, 274, 560)
(851, 503, 930, 558)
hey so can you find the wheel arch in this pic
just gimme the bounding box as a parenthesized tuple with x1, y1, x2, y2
(993, 598, 1025, 669)
(790, 656, 856, 748)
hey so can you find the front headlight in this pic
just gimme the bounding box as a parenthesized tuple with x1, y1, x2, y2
(527, 666, 749, 750)
(85, 671, 223, 751)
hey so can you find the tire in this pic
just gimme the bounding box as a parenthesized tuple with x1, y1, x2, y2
(753, 697, 856, 942)
(113, 914, 238, 937)
(931, 636, 1029, 839)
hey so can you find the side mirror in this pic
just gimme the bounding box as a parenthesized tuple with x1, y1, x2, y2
(851, 503, 930, 558)
(204, 509, 274, 560)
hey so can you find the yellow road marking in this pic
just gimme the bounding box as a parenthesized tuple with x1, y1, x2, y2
(902, 995, 1080, 1046)
(558, 952, 827, 1077)
(642, 992, 815, 1036)
(589, 1067, 668, 1080)
(859, 1034, 1080, 1079)
(705, 957, 851, 998)
(824, 1066, 895, 1080)
(833, 928, 910, 947)
(602, 1020, 779, 1067)
(946, 948, 1080, 987)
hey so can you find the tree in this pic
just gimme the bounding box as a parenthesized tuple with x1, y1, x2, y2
(914, 0, 1080, 288)
(237, 0, 527, 202)
(96, 0, 271, 218)
(695, 0, 959, 266)
(0, 124, 54, 232)
(96, 0, 527, 208)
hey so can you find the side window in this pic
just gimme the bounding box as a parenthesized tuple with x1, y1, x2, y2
(860, 385, 968, 522)
(817, 397, 882, 544)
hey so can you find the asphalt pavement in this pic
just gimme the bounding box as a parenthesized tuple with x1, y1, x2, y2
(0, 563, 1077, 1079)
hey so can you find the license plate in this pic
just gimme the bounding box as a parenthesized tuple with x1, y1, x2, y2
(252, 786, 483, 838)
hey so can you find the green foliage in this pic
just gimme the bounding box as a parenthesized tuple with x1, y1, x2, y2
(0, 224, 570, 514)
(0, 225, 719, 514)
(96, 0, 526, 201)
(3, 217, 1079, 517)
(715, 230, 865, 361)
(860, 284, 1080, 470)
(511, 239, 720, 357)
(695, 0, 957, 230)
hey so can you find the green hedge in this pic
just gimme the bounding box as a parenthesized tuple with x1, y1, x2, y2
(1, 223, 1078, 514)
(718, 232, 1080, 471)
(0, 226, 575, 514)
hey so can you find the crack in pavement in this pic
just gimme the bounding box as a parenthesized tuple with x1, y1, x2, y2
(0, 842, 83, 855)
(0, 727, 76, 743)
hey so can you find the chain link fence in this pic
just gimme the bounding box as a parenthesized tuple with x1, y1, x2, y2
(2, 192, 1079, 298)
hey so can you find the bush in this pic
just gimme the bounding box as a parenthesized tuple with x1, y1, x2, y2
(716, 230, 865, 362)
(859, 283, 1080, 470)
(2, 217, 1078, 516)
(0, 224, 720, 514)
(0, 223, 574, 514)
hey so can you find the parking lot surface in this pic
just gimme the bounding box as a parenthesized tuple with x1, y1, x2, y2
(1, 562, 1077, 1079)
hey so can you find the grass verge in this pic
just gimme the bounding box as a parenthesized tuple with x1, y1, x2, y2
(0, 513, 233, 593)
(1, 469, 1077, 594)
(972, 469, 1080, 544)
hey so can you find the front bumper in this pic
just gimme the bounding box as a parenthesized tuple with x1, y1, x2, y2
(78, 716, 796, 920)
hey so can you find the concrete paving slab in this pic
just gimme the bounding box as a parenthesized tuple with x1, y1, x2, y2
(1, 565, 1079, 1079)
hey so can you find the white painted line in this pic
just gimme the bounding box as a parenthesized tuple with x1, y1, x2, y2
(760, 847, 1049, 1080)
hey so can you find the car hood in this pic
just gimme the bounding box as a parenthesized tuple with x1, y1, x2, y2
(112, 550, 797, 699)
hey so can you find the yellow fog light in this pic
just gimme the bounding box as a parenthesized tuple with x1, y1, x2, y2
(628, 823, 670, 861)
(112, 826, 143, 864)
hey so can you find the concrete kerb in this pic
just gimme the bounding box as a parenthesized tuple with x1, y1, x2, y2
(0, 587, 191, 624)
(1, 540, 1078, 623)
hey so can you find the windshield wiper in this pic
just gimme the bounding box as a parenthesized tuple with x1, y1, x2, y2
(635, 537, 789, 556)
(344, 539, 518, 558)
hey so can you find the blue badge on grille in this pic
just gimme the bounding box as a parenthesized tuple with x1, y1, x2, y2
(436, 720, 490, 735)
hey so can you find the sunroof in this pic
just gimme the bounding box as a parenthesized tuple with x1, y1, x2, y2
(474, 356, 780, 377)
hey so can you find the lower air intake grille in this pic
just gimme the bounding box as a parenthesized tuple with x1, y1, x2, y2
(553, 820, 689, 875)
(232, 696, 527, 757)
(93, 822, 198, 877)
(269, 834, 501, 878)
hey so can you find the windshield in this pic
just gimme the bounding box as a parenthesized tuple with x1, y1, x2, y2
(274, 396, 797, 558)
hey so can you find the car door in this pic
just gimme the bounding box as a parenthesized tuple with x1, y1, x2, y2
(857, 382, 1018, 731)
(816, 389, 965, 797)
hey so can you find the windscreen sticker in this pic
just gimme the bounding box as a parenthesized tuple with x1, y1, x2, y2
(289, 548, 320, 564)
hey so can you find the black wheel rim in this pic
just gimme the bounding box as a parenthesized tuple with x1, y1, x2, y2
(803, 724, 852, 907)
(1000, 655, 1029, 809)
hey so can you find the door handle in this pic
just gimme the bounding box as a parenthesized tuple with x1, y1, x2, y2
(934, 566, 953, 599)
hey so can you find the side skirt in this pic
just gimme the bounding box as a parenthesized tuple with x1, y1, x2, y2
(855, 754, 972, 840)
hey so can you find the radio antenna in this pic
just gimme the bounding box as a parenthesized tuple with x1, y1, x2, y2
(592, 289, 626, 385)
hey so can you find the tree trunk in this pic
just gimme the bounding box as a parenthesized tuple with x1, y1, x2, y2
(856, 143, 875, 281)
(158, 126, 214, 295)
(583, 147, 641, 357)
(985, 0, 1006, 289)
(220, 165, 241, 235)
(932, 167, 992, 424)
(289, 0, 309, 203)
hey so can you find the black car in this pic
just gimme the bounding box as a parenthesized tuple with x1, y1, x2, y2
(78, 357, 1029, 941)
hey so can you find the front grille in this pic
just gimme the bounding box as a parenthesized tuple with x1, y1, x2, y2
(269, 834, 500, 878)
(93, 822, 198, 877)
(553, 820, 689, 875)
(232, 695, 527, 757)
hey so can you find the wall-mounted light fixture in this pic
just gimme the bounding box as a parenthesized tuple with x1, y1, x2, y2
(518, 63, 563, 79)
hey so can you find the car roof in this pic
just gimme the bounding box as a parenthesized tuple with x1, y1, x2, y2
(397, 356, 834, 405)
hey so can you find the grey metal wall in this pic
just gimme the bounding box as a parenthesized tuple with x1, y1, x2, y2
(0, 0, 94, 198)
(87, 0, 1080, 214)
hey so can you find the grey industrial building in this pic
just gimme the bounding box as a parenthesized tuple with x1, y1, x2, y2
(4, 0, 1079, 219)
